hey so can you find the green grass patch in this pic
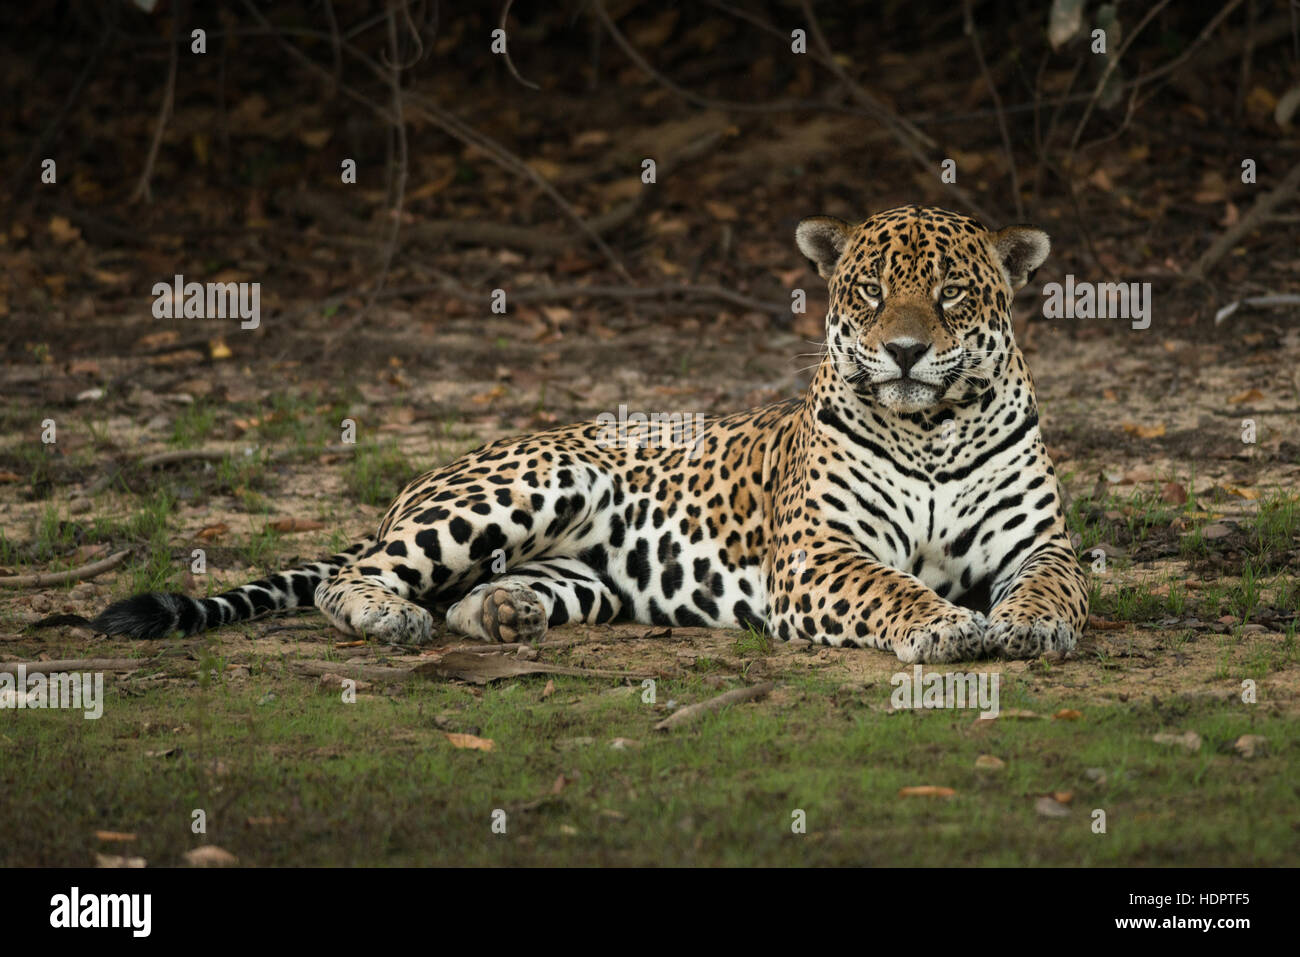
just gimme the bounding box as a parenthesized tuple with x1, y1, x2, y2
(1244, 493, 1300, 556)
(346, 443, 416, 507)
(2, 669, 1294, 866)
(170, 401, 219, 448)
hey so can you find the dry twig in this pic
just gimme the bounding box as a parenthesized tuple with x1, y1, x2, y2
(655, 681, 776, 730)
(0, 550, 132, 589)
(1191, 160, 1300, 279)
(130, 2, 181, 203)
(0, 658, 152, 675)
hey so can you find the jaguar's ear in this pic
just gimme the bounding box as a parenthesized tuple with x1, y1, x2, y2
(992, 225, 1050, 291)
(796, 216, 853, 281)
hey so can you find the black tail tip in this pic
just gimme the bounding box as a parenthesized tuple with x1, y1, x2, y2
(90, 593, 189, 638)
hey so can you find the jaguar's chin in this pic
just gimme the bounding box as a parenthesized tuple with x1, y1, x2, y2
(873, 378, 941, 413)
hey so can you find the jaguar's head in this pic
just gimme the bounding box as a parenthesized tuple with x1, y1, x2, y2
(796, 204, 1048, 414)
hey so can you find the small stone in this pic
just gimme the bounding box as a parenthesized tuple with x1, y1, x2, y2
(1152, 731, 1201, 752)
(1035, 796, 1071, 818)
(183, 845, 238, 867)
(974, 754, 1006, 771)
(1233, 734, 1268, 759)
(317, 673, 370, 693)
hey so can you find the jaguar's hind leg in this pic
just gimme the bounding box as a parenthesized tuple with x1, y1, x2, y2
(446, 556, 623, 643)
(314, 564, 435, 645)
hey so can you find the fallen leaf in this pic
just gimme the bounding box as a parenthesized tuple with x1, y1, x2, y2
(974, 754, 1006, 771)
(137, 330, 180, 351)
(208, 338, 232, 360)
(1087, 615, 1127, 631)
(148, 349, 206, 366)
(1053, 790, 1075, 804)
(703, 199, 739, 221)
(898, 786, 956, 798)
(1120, 467, 1157, 484)
(94, 830, 137, 842)
(195, 523, 229, 541)
(1122, 422, 1166, 439)
(297, 129, 332, 148)
(1053, 709, 1084, 721)
(540, 678, 556, 700)
(49, 215, 81, 243)
(1228, 388, 1264, 405)
(407, 168, 456, 200)
(1217, 485, 1260, 500)
(445, 732, 494, 751)
(1160, 482, 1188, 505)
(269, 517, 325, 533)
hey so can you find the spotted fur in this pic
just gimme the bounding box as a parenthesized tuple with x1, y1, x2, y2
(94, 205, 1088, 662)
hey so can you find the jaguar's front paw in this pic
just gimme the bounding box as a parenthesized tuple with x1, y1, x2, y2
(446, 580, 548, 644)
(894, 607, 988, 664)
(983, 616, 1078, 659)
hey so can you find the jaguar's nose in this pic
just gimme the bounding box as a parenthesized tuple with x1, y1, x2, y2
(883, 340, 931, 376)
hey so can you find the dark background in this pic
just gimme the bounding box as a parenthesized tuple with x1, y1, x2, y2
(3, 1, 1296, 362)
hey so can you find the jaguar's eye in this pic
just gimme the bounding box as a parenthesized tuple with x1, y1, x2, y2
(857, 282, 882, 302)
(941, 284, 964, 301)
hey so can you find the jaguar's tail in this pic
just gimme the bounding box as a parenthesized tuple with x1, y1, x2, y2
(89, 539, 374, 638)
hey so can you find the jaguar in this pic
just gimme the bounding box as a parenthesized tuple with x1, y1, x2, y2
(93, 204, 1089, 663)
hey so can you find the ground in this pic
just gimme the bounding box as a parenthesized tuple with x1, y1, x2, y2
(1, 1, 1298, 866)
(2, 310, 1297, 866)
